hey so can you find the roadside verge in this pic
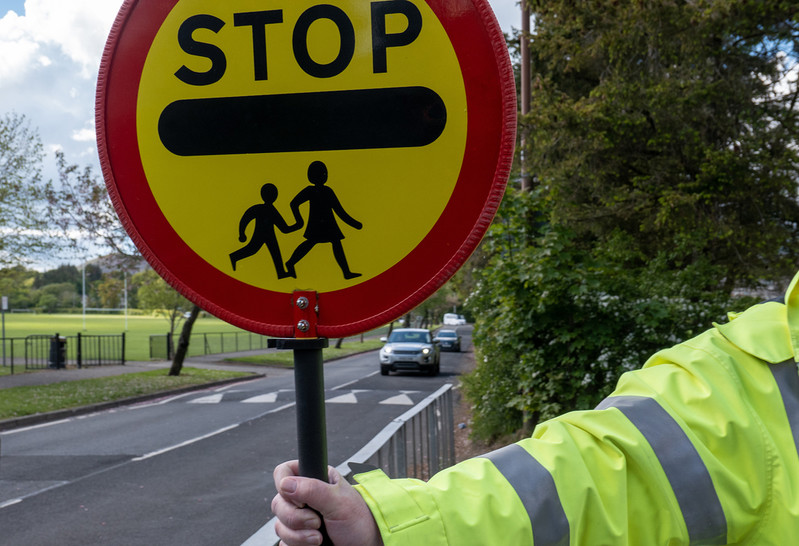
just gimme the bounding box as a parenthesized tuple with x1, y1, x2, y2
(0, 373, 263, 433)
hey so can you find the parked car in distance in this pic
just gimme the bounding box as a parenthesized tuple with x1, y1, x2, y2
(443, 313, 467, 325)
(379, 328, 440, 376)
(434, 329, 461, 352)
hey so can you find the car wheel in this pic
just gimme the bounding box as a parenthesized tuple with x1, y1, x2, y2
(380, 365, 390, 376)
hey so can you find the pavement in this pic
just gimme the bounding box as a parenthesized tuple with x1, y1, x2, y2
(0, 351, 283, 431)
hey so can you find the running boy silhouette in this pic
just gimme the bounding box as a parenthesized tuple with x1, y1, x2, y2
(285, 161, 363, 279)
(230, 183, 298, 278)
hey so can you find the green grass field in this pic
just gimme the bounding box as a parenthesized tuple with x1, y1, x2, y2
(0, 312, 252, 362)
(0, 313, 392, 367)
(0, 368, 253, 420)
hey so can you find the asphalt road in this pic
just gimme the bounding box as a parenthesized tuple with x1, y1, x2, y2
(0, 327, 473, 545)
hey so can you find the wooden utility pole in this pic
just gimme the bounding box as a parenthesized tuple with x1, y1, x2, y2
(520, 1, 532, 192)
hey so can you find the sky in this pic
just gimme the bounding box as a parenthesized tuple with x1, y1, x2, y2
(0, 0, 521, 268)
(0, 0, 521, 176)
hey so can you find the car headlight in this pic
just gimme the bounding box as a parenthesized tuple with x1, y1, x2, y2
(422, 347, 431, 355)
(383, 346, 392, 354)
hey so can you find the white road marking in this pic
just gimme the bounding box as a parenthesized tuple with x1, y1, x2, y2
(326, 393, 358, 404)
(242, 392, 278, 403)
(132, 423, 239, 461)
(188, 393, 224, 404)
(380, 394, 414, 405)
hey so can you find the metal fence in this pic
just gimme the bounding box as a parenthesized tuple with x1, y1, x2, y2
(247, 383, 457, 546)
(149, 331, 270, 360)
(0, 333, 126, 373)
(340, 383, 456, 481)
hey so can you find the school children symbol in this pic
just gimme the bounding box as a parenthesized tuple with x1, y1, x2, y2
(230, 161, 363, 280)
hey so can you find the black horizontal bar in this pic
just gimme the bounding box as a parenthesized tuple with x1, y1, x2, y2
(158, 86, 447, 156)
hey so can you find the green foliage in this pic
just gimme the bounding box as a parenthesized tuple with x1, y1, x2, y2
(134, 269, 191, 335)
(462, 0, 799, 441)
(96, 275, 124, 308)
(0, 266, 37, 308)
(32, 282, 79, 312)
(525, 0, 799, 288)
(464, 191, 754, 441)
(33, 264, 81, 290)
(0, 112, 50, 265)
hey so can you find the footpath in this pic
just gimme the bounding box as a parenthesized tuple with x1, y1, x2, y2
(0, 352, 282, 431)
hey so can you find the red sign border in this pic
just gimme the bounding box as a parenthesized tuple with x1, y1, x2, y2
(96, 0, 516, 338)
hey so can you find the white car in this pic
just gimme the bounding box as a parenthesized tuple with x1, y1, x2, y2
(379, 328, 440, 376)
(443, 313, 466, 326)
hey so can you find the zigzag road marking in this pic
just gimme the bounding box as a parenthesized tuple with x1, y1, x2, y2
(326, 393, 358, 404)
(184, 389, 424, 405)
(379, 394, 414, 405)
(242, 392, 278, 403)
(188, 393, 224, 404)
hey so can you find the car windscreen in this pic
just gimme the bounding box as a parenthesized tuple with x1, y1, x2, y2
(437, 331, 457, 338)
(389, 331, 429, 343)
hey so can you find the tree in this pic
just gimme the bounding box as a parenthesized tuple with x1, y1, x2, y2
(0, 112, 50, 265)
(45, 151, 139, 259)
(525, 0, 799, 289)
(464, 0, 799, 440)
(135, 269, 191, 337)
(33, 282, 78, 312)
(34, 264, 81, 291)
(465, 190, 744, 440)
(96, 275, 124, 309)
(45, 153, 202, 375)
(414, 283, 458, 328)
(0, 266, 37, 309)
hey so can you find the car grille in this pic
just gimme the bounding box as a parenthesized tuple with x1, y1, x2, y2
(394, 349, 419, 355)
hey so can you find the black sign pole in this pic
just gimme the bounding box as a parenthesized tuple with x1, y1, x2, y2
(268, 337, 330, 481)
(268, 291, 332, 544)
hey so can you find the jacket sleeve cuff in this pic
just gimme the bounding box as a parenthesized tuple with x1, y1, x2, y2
(354, 469, 449, 545)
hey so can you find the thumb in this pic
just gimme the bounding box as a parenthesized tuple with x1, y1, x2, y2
(279, 474, 338, 513)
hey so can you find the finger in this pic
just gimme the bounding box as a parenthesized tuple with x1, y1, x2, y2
(278, 473, 340, 515)
(274, 520, 323, 546)
(271, 493, 322, 530)
(273, 460, 300, 484)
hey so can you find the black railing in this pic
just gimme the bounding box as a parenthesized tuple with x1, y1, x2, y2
(0, 333, 126, 373)
(149, 331, 270, 360)
(68, 333, 126, 368)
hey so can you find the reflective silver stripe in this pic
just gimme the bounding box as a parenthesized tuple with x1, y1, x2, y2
(596, 396, 727, 545)
(481, 443, 569, 546)
(770, 360, 799, 457)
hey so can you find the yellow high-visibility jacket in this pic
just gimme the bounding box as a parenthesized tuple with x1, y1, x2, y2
(354, 270, 799, 545)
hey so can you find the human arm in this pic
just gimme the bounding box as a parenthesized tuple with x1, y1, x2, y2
(271, 461, 382, 546)
(327, 190, 362, 230)
(349, 316, 790, 545)
(273, 206, 300, 234)
(288, 191, 309, 231)
(237, 207, 257, 242)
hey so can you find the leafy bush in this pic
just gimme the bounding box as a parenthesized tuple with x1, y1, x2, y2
(463, 191, 752, 441)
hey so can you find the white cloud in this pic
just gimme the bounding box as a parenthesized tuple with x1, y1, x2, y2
(0, 0, 123, 187)
(72, 127, 95, 142)
(0, 11, 39, 83)
(24, 0, 120, 76)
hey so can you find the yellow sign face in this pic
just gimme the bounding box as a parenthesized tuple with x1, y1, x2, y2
(136, 0, 467, 293)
